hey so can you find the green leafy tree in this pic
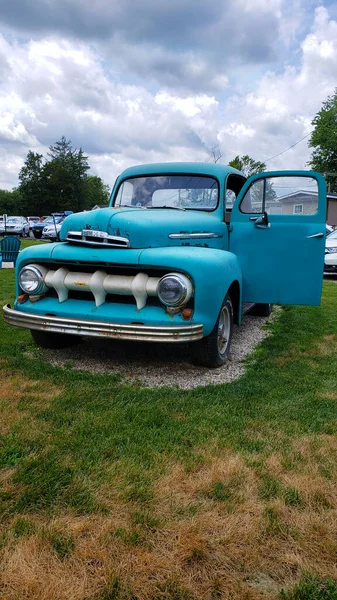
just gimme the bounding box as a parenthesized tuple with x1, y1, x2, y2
(84, 175, 110, 210)
(228, 154, 277, 207)
(0, 189, 23, 215)
(309, 88, 337, 192)
(18, 151, 44, 215)
(45, 137, 90, 212)
(228, 155, 266, 177)
(18, 136, 106, 215)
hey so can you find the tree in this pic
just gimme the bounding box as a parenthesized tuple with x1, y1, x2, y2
(46, 137, 90, 212)
(208, 144, 222, 163)
(309, 89, 337, 192)
(0, 189, 23, 215)
(228, 155, 266, 177)
(228, 154, 276, 207)
(84, 175, 110, 210)
(18, 151, 44, 215)
(17, 137, 105, 215)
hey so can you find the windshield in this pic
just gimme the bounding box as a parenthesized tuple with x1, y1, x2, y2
(113, 175, 219, 211)
(7, 217, 23, 223)
(43, 216, 62, 224)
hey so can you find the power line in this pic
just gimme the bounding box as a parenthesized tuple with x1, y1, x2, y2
(264, 131, 312, 163)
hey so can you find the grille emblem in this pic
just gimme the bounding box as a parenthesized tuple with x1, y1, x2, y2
(82, 229, 107, 238)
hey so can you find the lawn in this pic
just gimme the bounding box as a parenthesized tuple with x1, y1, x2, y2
(0, 254, 336, 600)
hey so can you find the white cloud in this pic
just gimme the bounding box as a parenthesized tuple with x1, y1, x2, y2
(155, 92, 218, 117)
(217, 6, 337, 169)
(0, 4, 337, 191)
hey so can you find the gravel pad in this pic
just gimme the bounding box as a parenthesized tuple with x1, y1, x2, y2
(42, 309, 280, 389)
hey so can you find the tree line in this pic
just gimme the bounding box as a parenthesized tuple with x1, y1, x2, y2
(1, 90, 336, 217)
(0, 136, 110, 216)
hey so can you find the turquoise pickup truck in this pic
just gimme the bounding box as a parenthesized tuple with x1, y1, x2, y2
(3, 162, 326, 367)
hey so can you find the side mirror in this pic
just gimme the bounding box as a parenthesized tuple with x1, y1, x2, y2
(254, 211, 269, 228)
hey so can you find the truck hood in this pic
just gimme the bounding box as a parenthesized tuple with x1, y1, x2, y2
(60, 207, 226, 249)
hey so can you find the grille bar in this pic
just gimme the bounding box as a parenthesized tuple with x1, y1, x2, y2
(66, 230, 130, 248)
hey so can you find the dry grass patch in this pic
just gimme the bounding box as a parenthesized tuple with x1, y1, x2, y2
(1, 446, 337, 599)
(0, 369, 62, 436)
(316, 333, 337, 356)
(274, 333, 337, 366)
(316, 391, 337, 400)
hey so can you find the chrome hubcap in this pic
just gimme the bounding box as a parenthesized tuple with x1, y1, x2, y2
(217, 305, 231, 355)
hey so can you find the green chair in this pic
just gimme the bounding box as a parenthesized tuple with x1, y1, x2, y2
(0, 236, 21, 268)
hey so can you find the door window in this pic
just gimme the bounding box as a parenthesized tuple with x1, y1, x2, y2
(240, 176, 319, 215)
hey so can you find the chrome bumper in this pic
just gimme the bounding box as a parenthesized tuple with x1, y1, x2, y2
(3, 304, 203, 343)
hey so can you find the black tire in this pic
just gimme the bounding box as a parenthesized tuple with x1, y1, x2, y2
(30, 329, 80, 349)
(33, 231, 42, 239)
(193, 294, 233, 368)
(249, 303, 273, 317)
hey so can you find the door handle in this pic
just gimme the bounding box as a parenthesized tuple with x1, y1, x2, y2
(307, 232, 324, 239)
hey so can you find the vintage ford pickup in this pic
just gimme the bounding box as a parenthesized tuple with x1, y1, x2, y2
(3, 163, 326, 367)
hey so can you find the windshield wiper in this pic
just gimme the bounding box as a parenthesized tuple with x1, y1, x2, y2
(147, 205, 186, 211)
(114, 204, 147, 209)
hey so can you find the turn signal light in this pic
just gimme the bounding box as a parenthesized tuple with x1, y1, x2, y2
(17, 294, 29, 304)
(182, 308, 193, 320)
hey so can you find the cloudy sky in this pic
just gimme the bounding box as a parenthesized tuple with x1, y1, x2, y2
(0, 0, 337, 190)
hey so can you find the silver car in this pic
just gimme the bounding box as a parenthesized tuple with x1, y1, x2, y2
(324, 229, 337, 272)
(0, 216, 30, 236)
(43, 221, 62, 242)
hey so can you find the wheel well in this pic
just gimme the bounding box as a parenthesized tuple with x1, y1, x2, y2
(227, 280, 240, 325)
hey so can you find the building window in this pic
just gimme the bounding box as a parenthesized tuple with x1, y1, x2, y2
(294, 204, 303, 214)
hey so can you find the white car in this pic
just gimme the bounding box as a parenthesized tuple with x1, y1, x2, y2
(0, 216, 29, 236)
(324, 229, 337, 272)
(43, 221, 63, 241)
(27, 216, 40, 229)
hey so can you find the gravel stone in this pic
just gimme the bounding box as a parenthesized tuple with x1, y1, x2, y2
(42, 307, 281, 389)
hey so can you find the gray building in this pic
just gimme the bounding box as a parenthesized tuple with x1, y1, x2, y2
(273, 190, 337, 226)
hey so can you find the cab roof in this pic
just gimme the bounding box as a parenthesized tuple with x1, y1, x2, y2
(117, 162, 244, 180)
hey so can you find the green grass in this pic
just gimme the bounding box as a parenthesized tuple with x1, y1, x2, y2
(0, 236, 45, 251)
(280, 574, 337, 600)
(0, 267, 337, 599)
(0, 271, 336, 512)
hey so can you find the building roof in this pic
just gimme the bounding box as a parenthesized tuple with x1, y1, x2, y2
(278, 190, 337, 203)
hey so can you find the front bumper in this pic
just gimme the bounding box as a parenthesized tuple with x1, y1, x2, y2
(3, 304, 203, 343)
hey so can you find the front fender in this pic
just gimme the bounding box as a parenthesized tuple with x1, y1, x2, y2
(139, 247, 242, 336)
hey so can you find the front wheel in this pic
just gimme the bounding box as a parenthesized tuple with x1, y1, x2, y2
(193, 294, 233, 368)
(30, 329, 80, 349)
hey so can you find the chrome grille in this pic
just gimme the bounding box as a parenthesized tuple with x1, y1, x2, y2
(66, 230, 130, 248)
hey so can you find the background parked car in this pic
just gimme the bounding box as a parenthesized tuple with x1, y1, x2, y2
(324, 229, 337, 272)
(27, 216, 40, 229)
(32, 212, 73, 240)
(43, 220, 63, 242)
(0, 216, 29, 236)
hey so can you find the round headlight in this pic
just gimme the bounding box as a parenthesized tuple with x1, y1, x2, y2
(157, 273, 192, 307)
(19, 266, 45, 294)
